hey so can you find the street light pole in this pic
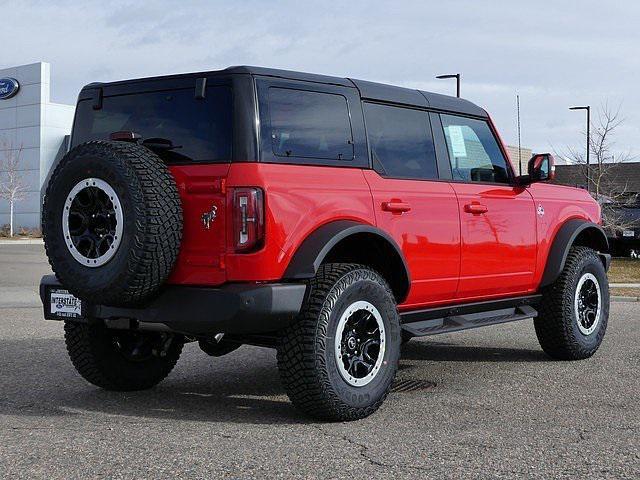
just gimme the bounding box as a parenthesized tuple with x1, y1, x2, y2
(569, 105, 591, 193)
(436, 74, 461, 98)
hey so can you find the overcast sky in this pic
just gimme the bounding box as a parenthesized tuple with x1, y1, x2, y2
(3, 0, 639, 157)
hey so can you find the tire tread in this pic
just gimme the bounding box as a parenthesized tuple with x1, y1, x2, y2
(277, 263, 399, 421)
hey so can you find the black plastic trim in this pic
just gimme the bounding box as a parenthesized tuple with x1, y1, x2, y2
(540, 219, 610, 287)
(40, 275, 306, 336)
(282, 220, 410, 285)
(429, 111, 453, 180)
(400, 294, 541, 325)
(402, 303, 538, 337)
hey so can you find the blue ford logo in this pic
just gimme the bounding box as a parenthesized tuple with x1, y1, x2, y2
(0, 78, 19, 100)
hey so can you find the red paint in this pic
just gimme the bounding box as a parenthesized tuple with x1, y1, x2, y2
(364, 171, 460, 307)
(451, 183, 537, 299)
(165, 153, 600, 310)
(167, 164, 229, 285)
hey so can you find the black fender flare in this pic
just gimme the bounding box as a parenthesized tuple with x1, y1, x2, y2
(540, 219, 610, 288)
(282, 220, 411, 299)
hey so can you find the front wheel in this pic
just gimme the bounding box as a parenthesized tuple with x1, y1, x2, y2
(535, 246, 609, 360)
(277, 264, 401, 421)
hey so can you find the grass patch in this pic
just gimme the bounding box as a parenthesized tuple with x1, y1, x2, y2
(608, 258, 640, 283)
(611, 287, 640, 298)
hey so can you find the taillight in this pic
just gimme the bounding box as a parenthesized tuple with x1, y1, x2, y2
(232, 187, 264, 252)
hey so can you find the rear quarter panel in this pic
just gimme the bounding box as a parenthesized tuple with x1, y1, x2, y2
(528, 182, 601, 287)
(224, 163, 376, 281)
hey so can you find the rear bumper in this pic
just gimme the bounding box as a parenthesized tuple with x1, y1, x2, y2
(40, 275, 307, 335)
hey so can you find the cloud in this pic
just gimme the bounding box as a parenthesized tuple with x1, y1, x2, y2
(2, 0, 639, 155)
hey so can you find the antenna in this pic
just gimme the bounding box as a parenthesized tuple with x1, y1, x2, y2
(516, 94, 522, 175)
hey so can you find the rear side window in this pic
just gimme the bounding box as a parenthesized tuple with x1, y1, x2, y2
(72, 86, 232, 164)
(268, 88, 354, 160)
(440, 114, 510, 183)
(364, 102, 438, 180)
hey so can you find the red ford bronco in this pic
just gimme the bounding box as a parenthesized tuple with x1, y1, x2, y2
(40, 66, 610, 421)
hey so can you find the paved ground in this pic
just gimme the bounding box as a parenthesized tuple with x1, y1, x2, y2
(1, 245, 639, 479)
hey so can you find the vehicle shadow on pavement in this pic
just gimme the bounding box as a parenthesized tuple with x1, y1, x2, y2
(2, 336, 550, 425)
(0, 339, 307, 425)
(401, 339, 549, 363)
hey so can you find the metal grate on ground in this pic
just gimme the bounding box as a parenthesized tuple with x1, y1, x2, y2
(391, 379, 436, 393)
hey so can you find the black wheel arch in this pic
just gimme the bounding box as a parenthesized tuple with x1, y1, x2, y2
(282, 220, 411, 302)
(540, 218, 610, 288)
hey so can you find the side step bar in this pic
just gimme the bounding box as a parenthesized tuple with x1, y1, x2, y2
(401, 295, 540, 338)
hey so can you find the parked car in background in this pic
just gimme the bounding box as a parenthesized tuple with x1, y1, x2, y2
(601, 193, 640, 257)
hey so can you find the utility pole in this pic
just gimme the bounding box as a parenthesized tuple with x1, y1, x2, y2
(517, 94, 522, 175)
(569, 105, 591, 193)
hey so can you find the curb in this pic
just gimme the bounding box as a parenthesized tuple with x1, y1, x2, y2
(611, 295, 640, 303)
(0, 239, 44, 245)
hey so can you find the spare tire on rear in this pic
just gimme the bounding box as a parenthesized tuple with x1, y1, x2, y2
(42, 141, 182, 307)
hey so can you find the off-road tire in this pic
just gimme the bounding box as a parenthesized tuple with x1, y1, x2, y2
(535, 246, 609, 360)
(64, 321, 183, 391)
(277, 263, 401, 421)
(42, 141, 182, 307)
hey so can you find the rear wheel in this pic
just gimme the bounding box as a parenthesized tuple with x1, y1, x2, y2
(277, 264, 401, 421)
(64, 321, 183, 391)
(535, 246, 609, 360)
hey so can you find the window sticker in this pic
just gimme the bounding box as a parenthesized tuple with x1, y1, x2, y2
(447, 125, 467, 158)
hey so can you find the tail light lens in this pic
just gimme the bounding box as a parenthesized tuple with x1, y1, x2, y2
(232, 187, 264, 252)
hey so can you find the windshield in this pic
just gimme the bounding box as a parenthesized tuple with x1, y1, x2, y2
(71, 86, 232, 163)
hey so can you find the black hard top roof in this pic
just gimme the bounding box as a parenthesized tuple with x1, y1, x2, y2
(84, 65, 487, 117)
(226, 66, 487, 117)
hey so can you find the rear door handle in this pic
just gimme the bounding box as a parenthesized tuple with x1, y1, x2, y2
(464, 203, 488, 214)
(382, 201, 411, 213)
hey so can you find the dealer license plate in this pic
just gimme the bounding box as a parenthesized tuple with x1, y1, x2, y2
(49, 288, 82, 318)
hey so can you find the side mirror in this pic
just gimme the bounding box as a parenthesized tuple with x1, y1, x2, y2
(517, 153, 555, 185)
(528, 153, 555, 182)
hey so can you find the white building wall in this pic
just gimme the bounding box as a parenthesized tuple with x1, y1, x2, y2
(0, 62, 74, 229)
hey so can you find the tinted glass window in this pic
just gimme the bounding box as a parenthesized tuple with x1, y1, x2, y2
(72, 86, 232, 163)
(268, 88, 353, 160)
(441, 114, 510, 183)
(364, 103, 437, 180)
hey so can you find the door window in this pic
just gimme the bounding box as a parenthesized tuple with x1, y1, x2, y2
(441, 114, 510, 183)
(364, 103, 438, 180)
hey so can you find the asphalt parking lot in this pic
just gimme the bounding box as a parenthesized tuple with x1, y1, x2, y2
(0, 244, 639, 479)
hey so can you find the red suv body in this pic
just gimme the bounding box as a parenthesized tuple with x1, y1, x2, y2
(168, 149, 601, 308)
(40, 66, 611, 420)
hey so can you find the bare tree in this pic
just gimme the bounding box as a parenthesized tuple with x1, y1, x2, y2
(557, 103, 637, 234)
(0, 141, 28, 237)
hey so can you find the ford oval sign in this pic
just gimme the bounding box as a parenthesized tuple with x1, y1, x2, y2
(0, 78, 20, 100)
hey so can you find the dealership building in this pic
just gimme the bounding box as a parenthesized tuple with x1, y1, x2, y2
(0, 62, 74, 229)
